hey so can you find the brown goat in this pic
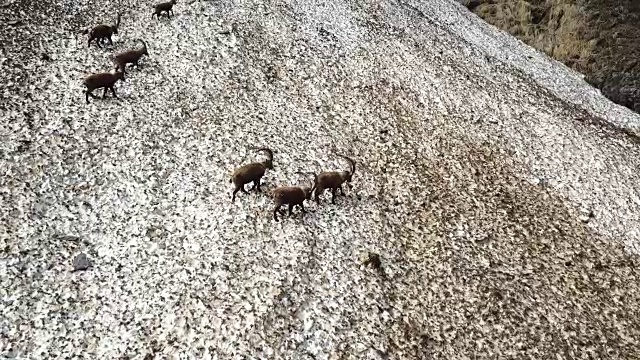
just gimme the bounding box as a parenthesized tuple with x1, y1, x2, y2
(83, 71, 125, 104)
(83, 13, 122, 48)
(314, 155, 356, 204)
(271, 172, 315, 221)
(112, 39, 149, 73)
(230, 147, 274, 202)
(152, 0, 177, 19)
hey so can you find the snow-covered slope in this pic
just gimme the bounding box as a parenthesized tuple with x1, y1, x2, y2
(2, 0, 640, 358)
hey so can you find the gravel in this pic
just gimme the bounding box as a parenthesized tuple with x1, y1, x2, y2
(1, 0, 640, 358)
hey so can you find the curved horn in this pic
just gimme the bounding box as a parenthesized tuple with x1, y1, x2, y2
(338, 155, 356, 176)
(138, 39, 148, 52)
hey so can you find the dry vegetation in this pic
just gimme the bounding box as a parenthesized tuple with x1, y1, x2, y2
(464, 0, 640, 113)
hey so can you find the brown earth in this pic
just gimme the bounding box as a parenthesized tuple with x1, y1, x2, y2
(463, 0, 640, 114)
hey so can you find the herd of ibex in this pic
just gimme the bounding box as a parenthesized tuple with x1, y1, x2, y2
(79, 1, 358, 221)
(230, 148, 357, 222)
(80, 0, 176, 103)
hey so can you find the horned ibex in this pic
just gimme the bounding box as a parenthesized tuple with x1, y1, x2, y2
(112, 39, 149, 73)
(83, 71, 125, 104)
(271, 172, 315, 221)
(314, 155, 356, 204)
(83, 13, 122, 48)
(230, 147, 274, 202)
(152, 0, 177, 19)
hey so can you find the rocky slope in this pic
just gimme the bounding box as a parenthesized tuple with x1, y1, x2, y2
(462, 0, 640, 114)
(1, 0, 640, 358)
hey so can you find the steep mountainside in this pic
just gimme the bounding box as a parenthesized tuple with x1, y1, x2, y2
(1, 0, 640, 358)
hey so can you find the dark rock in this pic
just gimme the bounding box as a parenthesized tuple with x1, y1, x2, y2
(55, 234, 81, 242)
(491, 290, 504, 301)
(16, 140, 31, 153)
(530, 6, 548, 25)
(474, 234, 490, 244)
(363, 252, 382, 270)
(579, 209, 595, 223)
(463, 0, 481, 11)
(72, 253, 91, 272)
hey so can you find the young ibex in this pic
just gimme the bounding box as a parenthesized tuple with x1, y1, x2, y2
(314, 155, 356, 204)
(83, 71, 125, 104)
(230, 147, 274, 202)
(112, 39, 149, 73)
(152, 0, 177, 19)
(271, 172, 315, 222)
(83, 13, 122, 48)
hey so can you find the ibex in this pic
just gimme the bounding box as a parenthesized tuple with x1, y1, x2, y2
(112, 39, 149, 73)
(83, 71, 125, 104)
(152, 0, 177, 19)
(230, 147, 274, 202)
(83, 13, 122, 48)
(270, 172, 315, 222)
(314, 155, 356, 204)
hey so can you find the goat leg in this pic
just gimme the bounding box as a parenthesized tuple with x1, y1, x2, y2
(232, 185, 243, 202)
(273, 204, 281, 221)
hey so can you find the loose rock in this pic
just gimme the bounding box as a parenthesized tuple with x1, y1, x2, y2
(72, 253, 91, 272)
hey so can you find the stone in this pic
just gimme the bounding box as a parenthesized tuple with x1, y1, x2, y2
(72, 253, 91, 272)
